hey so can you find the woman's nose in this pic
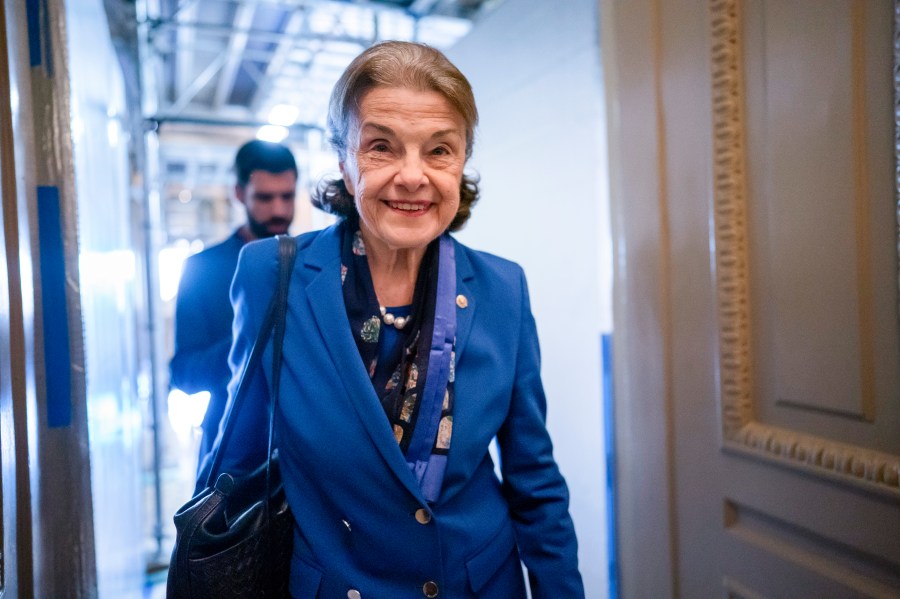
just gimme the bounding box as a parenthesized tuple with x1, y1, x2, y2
(394, 155, 427, 190)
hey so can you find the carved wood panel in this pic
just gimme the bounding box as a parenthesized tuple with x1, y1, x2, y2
(709, 0, 900, 498)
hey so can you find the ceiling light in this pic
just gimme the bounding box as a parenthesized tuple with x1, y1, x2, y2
(267, 104, 300, 126)
(257, 125, 289, 143)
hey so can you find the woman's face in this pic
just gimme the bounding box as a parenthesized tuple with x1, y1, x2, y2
(340, 86, 467, 255)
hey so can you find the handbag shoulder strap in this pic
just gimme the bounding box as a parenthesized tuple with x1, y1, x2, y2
(264, 235, 294, 488)
(204, 235, 297, 488)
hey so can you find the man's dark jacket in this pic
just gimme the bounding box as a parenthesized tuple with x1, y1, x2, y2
(170, 230, 244, 462)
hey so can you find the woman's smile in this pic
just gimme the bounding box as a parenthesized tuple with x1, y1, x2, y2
(385, 200, 432, 214)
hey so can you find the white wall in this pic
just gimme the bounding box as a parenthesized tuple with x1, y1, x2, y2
(447, 0, 611, 596)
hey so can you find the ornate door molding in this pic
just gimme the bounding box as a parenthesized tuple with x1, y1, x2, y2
(709, 0, 900, 498)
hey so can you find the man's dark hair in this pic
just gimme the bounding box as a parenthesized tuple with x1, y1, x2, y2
(233, 140, 298, 187)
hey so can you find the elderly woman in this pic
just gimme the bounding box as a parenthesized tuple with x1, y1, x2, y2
(207, 41, 583, 598)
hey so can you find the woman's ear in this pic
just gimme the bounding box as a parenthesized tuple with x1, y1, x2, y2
(339, 161, 356, 196)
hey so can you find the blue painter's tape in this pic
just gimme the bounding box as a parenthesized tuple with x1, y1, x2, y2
(25, 0, 52, 74)
(601, 333, 618, 599)
(37, 186, 71, 428)
(26, 0, 42, 66)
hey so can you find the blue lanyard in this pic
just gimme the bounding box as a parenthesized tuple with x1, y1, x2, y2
(406, 234, 456, 501)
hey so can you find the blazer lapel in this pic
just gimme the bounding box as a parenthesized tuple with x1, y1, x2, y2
(452, 239, 476, 366)
(302, 226, 424, 501)
(437, 242, 479, 500)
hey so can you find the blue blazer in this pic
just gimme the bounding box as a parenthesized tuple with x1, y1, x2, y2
(208, 222, 583, 599)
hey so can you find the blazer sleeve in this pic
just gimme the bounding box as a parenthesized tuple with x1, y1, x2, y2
(196, 240, 278, 489)
(496, 268, 584, 599)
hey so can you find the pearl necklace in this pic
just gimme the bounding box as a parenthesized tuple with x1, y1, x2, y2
(379, 305, 410, 330)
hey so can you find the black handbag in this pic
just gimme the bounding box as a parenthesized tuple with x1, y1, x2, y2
(167, 235, 297, 599)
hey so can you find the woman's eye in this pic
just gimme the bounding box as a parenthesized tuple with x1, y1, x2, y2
(371, 142, 390, 152)
(431, 146, 450, 156)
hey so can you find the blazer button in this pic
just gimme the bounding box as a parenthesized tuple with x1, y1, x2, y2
(423, 581, 439, 597)
(414, 508, 432, 524)
(347, 590, 361, 599)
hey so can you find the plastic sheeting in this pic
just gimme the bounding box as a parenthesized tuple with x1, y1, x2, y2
(66, 0, 144, 596)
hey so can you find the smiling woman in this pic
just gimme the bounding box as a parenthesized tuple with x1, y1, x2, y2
(193, 40, 584, 599)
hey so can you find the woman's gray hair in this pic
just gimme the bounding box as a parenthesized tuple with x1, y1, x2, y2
(311, 41, 480, 232)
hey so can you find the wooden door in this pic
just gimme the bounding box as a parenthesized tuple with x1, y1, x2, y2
(0, 0, 33, 595)
(604, 0, 900, 596)
(1, 0, 98, 595)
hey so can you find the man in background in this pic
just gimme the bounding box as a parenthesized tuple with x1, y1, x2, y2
(170, 139, 298, 465)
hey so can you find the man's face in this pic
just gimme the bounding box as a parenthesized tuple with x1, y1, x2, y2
(235, 170, 297, 238)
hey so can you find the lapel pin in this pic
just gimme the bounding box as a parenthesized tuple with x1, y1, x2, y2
(456, 294, 468, 309)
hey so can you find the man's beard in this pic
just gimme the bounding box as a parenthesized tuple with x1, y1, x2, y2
(247, 212, 291, 238)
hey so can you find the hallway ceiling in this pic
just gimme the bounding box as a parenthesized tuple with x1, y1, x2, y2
(142, 0, 499, 134)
